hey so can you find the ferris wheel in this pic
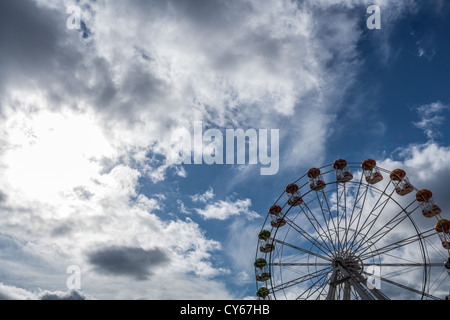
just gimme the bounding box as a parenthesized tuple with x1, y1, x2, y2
(255, 159, 450, 300)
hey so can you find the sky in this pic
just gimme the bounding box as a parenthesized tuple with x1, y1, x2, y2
(0, 0, 449, 300)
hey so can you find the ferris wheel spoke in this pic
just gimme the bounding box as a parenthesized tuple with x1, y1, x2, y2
(270, 237, 333, 262)
(282, 216, 334, 258)
(342, 190, 372, 256)
(354, 196, 391, 238)
(352, 212, 410, 257)
(301, 197, 338, 254)
(345, 179, 395, 253)
(424, 236, 449, 260)
(315, 275, 332, 300)
(270, 267, 331, 294)
(429, 268, 449, 297)
(345, 183, 394, 255)
(297, 269, 331, 300)
(290, 205, 337, 256)
(322, 187, 339, 239)
(338, 182, 354, 252)
(317, 189, 339, 250)
(358, 228, 436, 261)
(352, 200, 419, 256)
(340, 179, 369, 255)
(337, 181, 362, 254)
(270, 269, 322, 294)
(358, 211, 431, 258)
(270, 262, 330, 267)
(334, 181, 347, 253)
(365, 263, 442, 267)
(361, 270, 441, 300)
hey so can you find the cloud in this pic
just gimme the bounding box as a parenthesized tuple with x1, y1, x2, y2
(195, 198, 259, 220)
(61, 0, 374, 169)
(416, 42, 436, 60)
(384, 142, 450, 209)
(413, 101, 449, 140)
(224, 218, 262, 285)
(177, 199, 191, 215)
(0, 283, 37, 300)
(0, 283, 89, 300)
(37, 289, 89, 300)
(0, 0, 417, 177)
(87, 246, 170, 280)
(191, 188, 215, 203)
(0, 0, 62, 95)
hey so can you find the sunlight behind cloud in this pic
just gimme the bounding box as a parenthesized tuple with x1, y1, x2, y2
(2, 107, 115, 203)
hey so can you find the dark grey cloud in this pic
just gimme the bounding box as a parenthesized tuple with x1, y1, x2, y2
(0, 0, 122, 117)
(0, 285, 89, 300)
(0, 0, 64, 102)
(0, 191, 7, 203)
(51, 223, 74, 237)
(0, 0, 60, 71)
(38, 289, 87, 300)
(73, 186, 94, 200)
(0, 292, 11, 300)
(0, 0, 92, 116)
(0, 0, 170, 125)
(0, 286, 33, 300)
(87, 245, 170, 280)
(167, 0, 250, 30)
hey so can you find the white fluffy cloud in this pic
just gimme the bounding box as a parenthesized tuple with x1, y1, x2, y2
(0, 283, 89, 300)
(413, 101, 449, 140)
(191, 188, 215, 203)
(196, 198, 260, 221)
(0, 283, 38, 300)
(380, 141, 450, 214)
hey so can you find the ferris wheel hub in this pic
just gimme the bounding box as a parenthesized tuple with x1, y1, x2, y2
(332, 255, 364, 274)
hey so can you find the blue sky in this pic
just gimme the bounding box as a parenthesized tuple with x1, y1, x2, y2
(0, 0, 449, 300)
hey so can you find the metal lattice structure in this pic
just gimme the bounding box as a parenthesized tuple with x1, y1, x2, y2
(255, 159, 450, 300)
